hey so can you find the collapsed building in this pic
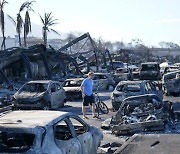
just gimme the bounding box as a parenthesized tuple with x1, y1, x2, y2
(0, 32, 113, 86)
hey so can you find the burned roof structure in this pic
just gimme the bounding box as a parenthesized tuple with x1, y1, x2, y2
(0, 32, 113, 86)
(0, 44, 81, 85)
(57, 32, 113, 73)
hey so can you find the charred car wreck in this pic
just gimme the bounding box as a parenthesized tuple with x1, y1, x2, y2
(109, 94, 174, 136)
(162, 70, 180, 95)
(0, 110, 103, 153)
(13, 80, 66, 110)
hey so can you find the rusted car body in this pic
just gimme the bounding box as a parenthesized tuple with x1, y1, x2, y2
(162, 70, 180, 95)
(111, 80, 163, 110)
(63, 78, 84, 100)
(139, 62, 161, 80)
(0, 110, 103, 153)
(112, 94, 174, 135)
(13, 80, 66, 110)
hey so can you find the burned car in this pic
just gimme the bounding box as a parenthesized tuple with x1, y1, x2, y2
(63, 78, 84, 100)
(0, 88, 16, 108)
(111, 80, 163, 110)
(84, 72, 115, 91)
(92, 73, 115, 91)
(0, 110, 103, 153)
(139, 62, 161, 80)
(162, 70, 180, 95)
(112, 94, 174, 135)
(13, 80, 66, 110)
(113, 68, 133, 84)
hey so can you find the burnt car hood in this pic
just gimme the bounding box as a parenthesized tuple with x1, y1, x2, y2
(14, 91, 45, 102)
(64, 87, 81, 92)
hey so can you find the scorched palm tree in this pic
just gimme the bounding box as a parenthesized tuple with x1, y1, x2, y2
(39, 12, 60, 47)
(0, 0, 8, 50)
(23, 0, 35, 47)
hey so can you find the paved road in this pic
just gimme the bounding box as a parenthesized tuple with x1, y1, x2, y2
(59, 90, 180, 152)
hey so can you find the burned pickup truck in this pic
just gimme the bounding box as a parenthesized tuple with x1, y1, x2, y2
(111, 94, 174, 136)
(162, 70, 180, 95)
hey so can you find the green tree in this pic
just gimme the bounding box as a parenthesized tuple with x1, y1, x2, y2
(0, 0, 8, 50)
(39, 12, 60, 47)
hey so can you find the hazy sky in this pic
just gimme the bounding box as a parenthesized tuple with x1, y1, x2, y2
(4, 0, 180, 46)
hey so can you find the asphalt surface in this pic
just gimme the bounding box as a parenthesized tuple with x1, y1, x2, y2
(59, 89, 180, 153)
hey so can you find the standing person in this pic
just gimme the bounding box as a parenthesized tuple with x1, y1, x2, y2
(80, 71, 97, 119)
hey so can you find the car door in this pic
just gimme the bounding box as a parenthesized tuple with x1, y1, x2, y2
(144, 82, 153, 95)
(68, 116, 96, 154)
(92, 75, 99, 91)
(53, 118, 82, 154)
(144, 82, 163, 99)
(150, 82, 163, 100)
(50, 83, 60, 108)
(55, 83, 65, 105)
(93, 74, 108, 91)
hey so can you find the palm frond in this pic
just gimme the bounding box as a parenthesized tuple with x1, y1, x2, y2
(19, 2, 29, 12)
(24, 11, 31, 35)
(39, 14, 45, 25)
(16, 13, 23, 33)
(50, 28, 61, 36)
(7, 14, 16, 26)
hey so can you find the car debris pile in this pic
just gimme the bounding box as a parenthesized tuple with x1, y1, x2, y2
(102, 94, 175, 136)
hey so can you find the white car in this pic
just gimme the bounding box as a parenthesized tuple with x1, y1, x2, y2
(13, 80, 66, 110)
(0, 110, 103, 154)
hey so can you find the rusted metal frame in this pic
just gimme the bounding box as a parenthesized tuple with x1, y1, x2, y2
(58, 33, 89, 52)
(68, 56, 82, 75)
(105, 49, 113, 70)
(87, 34, 99, 72)
(78, 54, 90, 72)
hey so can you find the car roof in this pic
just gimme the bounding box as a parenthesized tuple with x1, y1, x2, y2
(117, 80, 145, 85)
(141, 62, 159, 65)
(27, 80, 59, 84)
(0, 110, 73, 130)
(65, 78, 84, 81)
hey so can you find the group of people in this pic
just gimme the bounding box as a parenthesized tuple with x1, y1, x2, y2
(80, 71, 98, 119)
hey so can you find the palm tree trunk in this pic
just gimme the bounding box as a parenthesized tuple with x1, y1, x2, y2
(18, 33, 21, 46)
(43, 29, 47, 47)
(1, 32, 6, 49)
(24, 28, 26, 47)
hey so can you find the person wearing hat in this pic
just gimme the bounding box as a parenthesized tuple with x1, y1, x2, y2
(80, 71, 97, 119)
